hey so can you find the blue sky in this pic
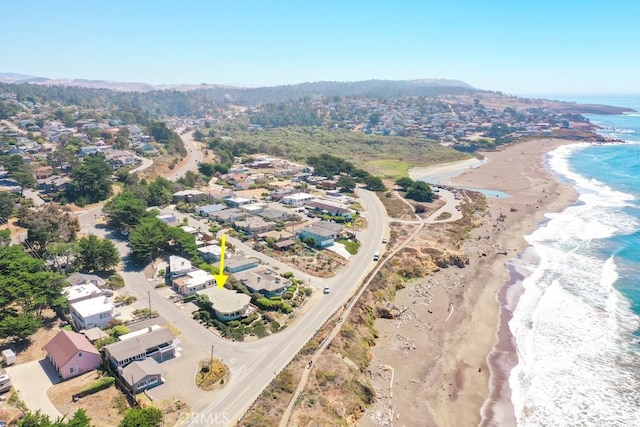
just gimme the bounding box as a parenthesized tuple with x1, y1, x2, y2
(1, 0, 638, 95)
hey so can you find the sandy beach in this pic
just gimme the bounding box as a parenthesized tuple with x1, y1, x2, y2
(361, 138, 579, 427)
(408, 157, 483, 183)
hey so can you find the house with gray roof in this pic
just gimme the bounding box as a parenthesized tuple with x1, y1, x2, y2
(197, 287, 253, 321)
(121, 358, 165, 394)
(103, 328, 176, 368)
(298, 225, 337, 248)
(218, 256, 259, 274)
(235, 267, 291, 297)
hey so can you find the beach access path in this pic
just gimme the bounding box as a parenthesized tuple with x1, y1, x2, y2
(361, 138, 579, 427)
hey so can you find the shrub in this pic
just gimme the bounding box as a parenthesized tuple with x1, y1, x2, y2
(80, 377, 115, 395)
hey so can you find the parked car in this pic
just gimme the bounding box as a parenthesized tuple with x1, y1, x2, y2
(323, 286, 330, 294)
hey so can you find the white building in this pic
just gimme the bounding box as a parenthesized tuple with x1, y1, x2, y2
(281, 192, 315, 207)
(169, 255, 193, 278)
(63, 283, 104, 304)
(173, 269, 215, 296)
(70, 296, 115, 329)
(197, 287, 252, 321)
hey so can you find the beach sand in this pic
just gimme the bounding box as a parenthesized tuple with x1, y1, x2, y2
(408, 157, 483, 183)
(361, 138, 578, 427)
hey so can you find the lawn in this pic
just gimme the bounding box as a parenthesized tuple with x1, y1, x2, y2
(362, 159, 411, 178)
(336, 238, 361, 255)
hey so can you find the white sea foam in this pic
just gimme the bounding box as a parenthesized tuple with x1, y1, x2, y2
(510, 145, 640, 426)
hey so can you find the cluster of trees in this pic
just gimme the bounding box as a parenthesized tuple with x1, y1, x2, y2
(248, 100, 323, 127)
(0, 245, 66, 341)
(146, 121, 186, 156)
(395, 177, 434, 202)
(306, 153, 386, 192)
(103, 183, 198, 263)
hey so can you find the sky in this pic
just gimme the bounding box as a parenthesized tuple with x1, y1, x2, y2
(1, 0, 639, 95)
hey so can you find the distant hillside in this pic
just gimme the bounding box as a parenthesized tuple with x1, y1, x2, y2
(0, 72, 477, 99)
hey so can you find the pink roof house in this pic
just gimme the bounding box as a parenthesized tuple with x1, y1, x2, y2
(43, 330, 101, 380)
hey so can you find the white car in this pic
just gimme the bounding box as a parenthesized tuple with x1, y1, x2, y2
(323, 286, 330, 294)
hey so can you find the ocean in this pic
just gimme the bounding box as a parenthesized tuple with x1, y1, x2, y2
(506, 96, 640, 426)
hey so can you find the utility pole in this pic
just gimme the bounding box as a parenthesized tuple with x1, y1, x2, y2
(210, 345, 214, 369)
(148, 291, 151, 318)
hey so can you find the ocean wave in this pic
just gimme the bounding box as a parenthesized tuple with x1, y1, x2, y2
(509, 250, 640, 426)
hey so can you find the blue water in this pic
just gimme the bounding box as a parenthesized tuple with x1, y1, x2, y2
(508, 96, 640, 425)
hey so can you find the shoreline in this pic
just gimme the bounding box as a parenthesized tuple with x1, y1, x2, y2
(361, 138, 579, 427)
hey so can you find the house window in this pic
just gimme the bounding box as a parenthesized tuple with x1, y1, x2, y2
(69, 366, 78, 374)
(99, 312, 110, 319)
(148, 377, 157, 385)
(78, 352, 82, 357)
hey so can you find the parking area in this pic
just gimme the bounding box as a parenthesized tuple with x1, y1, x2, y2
(6, 360, 62, 418)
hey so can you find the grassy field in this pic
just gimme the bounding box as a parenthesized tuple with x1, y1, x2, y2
(208, 125, 469, 173)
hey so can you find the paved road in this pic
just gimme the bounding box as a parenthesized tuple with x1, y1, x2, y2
(129, 156, 154, 174)
(167, 131, 202, 181)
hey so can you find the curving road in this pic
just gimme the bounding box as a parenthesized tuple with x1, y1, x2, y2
(167, 130, 202, 181)
(75, 128, 465, 426)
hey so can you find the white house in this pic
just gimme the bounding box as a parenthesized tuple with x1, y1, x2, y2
(173, 269, 215, 295)
(197, 244, 222, 263)
(169, 255, 193, 278)
(63, 283, 104, 304)
(70, 296, 115, 330)
(281, 192, 315, 208)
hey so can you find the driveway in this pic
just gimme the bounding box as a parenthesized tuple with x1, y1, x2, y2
(6, 360, 62, 418)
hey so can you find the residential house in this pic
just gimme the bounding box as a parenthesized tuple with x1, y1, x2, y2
(239, 203, 266, 215)
(69, 297, 115, 330)
(169, 255, 193, 279)
(258, 208, 293, 222)
(281, 193, 314, 207)
(233, 217, 275, 235)
(34, 166, 54, 179)
(197, 287, 252, 321)
(121, 358, 166, 393)
(235, 267, 290, 297)
(224, 196, 252, 208)
(219, 256, 259, 274)
(172, 190, 207, 203)
(197, 244, 222, 263)
(43, 330, 101, 380)
(298, 225, 337, 248)
(313, 220, 344, 234)
(196, 204, 226, 217)
(306, 201, 352, 218)
(63, 283, 104, 304)
(66, 272, 107, 288)
(209, 208, 246, 224)
(37, 175, 72, 194)
(103, 328, 177, 368)
(173, 269, 215, 296)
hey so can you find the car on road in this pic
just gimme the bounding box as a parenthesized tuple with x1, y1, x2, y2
(382, 238, 387, 244)
(323, 286, 330, 294)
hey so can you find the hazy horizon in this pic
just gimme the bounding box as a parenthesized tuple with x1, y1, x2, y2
(1, 1, 638, 96)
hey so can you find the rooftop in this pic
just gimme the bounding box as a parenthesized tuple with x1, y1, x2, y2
(43, 330, 99, 367)
(197, 287, 251, 315)
(70, 296, 113, 318)
(104, 328, 175, 362)
(122, 358, 165, 386)
(63, 283, 103, 303)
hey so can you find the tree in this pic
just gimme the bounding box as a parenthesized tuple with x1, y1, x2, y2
(165, 226, 198, 259)
(0, 190, 15, 222)
(77, 235, 120, 272)
(17, 408, 91, 427)
(119, 407, 163, 427)
(129, 218, 167, 262)
(363, 175, 386, 192)
(68, 155, 113, 204)
(0, 311, 42, 342)
(395, 176, 413, 192)
(177, 170, 203, 188)
(103, 191, 149, 231)
(1, 154, 36, 196)
(337, 176, 356, 193)
(146, 177, 174, 207)
(0, 229, 10, 247)
(47, 242, 80, 274)
(19, 203, 80, 254)
(406, 181, 434, 202)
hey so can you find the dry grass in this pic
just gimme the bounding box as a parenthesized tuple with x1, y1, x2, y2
(195, 358, 230, 391)
(47, 371, 125, 427)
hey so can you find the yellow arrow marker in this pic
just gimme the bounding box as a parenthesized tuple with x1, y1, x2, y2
(214, 234, 229, 288)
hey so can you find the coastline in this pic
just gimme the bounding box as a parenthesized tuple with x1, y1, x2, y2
(361, 138, 579, 427)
